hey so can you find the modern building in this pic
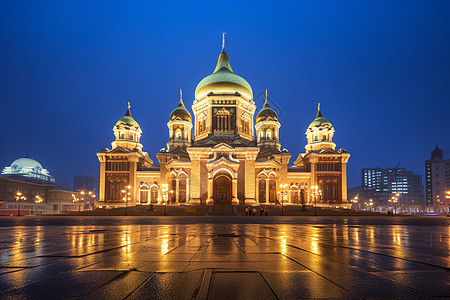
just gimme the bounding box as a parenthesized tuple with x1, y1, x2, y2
(361, 166, 423, 212)
(0, 156, 83, 215)
(97, 40, 351, 209)
(425, 145, 450, 212)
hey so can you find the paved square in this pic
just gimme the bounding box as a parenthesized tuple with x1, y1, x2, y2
(0, 216, 449, 299)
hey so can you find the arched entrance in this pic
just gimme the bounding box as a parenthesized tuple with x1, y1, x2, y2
(213, 175, 232, 205)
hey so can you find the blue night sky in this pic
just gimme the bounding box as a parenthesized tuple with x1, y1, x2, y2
(1, 0, 449, 188)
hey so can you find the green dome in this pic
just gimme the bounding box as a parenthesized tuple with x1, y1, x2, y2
(115, 107, 140, 129)
(170, 98, 192, 122)
(195, 50, 253, 99)
(256, 98, 278, 123)
(308, 108, 332, 129)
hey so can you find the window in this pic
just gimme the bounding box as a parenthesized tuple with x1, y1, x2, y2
(266, 130, 272, 140)
(176, 130, 182, 140)
(322, 135, 327, 141)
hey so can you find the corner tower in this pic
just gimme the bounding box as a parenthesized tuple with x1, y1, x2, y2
(167, 89, 193, 151)
(192, 34, 256, 143)
(305, 104, 336, 153)
(111, 103, 143, 151)
(255, 90, 281, 151)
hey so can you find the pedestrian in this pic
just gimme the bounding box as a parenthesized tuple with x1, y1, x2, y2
(245, 207, 248, 216)
(260, 207, 264, 216)
(252, 207, 257, 216)
(265, 207, 268, 216)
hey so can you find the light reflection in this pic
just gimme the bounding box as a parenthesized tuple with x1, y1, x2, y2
(161, 237, 169, 255)
(311, 237, 319, 254)
(281, 236, 287, 254)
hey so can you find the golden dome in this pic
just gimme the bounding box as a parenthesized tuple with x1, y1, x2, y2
(195, 49, 253, 100)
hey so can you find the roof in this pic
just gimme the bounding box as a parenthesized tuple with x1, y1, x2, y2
(115, 106, 140, 129)
(170, 97, 192, 123)
(195, 49, 253, 99)
(308, 106, 332, 129)
(256, 97, 278, 123)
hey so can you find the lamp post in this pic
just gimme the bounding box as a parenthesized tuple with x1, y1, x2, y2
(311, 185, 321, 216)
(121, 185, 131, 216)
(369, 198, 373, 212)
(15, 192, 26, 216)
(279, 184, 288, 216)
(351, 196, 359, 210)
(389, 195, 398, 215)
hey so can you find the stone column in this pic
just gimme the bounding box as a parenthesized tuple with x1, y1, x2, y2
(186, 177, 190, 203)
(265, 179, 269, 203)
(232, 178, 238, 205)
(99, 158, 106, 203)
(190, 158, 201, 204)
(207, 178, 214, 205)
(341, 161, 348, 203)
(175, 178, 180, 203)
(244, 159, 256, 205)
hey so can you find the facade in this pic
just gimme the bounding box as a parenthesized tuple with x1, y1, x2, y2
(0, 156, 83, 215)
(361, 166, 424, 211)
(425, 145, 450, 211)
(97, 43, 351, 209)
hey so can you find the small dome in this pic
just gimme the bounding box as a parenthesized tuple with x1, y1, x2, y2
(195, 50, 253, 99)
(170, 97, 192, 123)
(115, 106, 140, 129)
(308, 107, 332, 129)
(10, 157, 43, 169)
(256, 98, 278, 123)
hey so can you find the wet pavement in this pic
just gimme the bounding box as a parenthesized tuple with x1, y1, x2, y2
(0, 216, 449, 299)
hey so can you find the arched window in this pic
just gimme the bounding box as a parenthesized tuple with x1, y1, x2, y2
(268, 175, 276, 203)
(266, 130, 272, 140)
(175, 129, 182, 140)
(314, 135, 318, 141)
(178, 174, 187, 203)
(322, 134, 327, 141)
(140, 184, 149, 204)
(150, 185, 158, 203)
(290, 186, 299, 204)
(120, 133, 125, 140)
(168, 176, 176, 203)
(258, 176, 266, 203)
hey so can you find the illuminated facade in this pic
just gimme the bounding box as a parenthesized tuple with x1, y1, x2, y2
(97, 41, 350, 208)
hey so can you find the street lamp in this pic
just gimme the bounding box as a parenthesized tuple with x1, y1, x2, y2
(15, 191, 26, 216)
(279, 184, 288, 216)
(351, 196, 359, 210)
(121, 185, 131, 216)
(368, 198, 373, 212)
(389, 195, 398, 215)
(311, 185, 321, 216)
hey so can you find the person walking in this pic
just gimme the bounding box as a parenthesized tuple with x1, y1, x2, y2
(252, 207, 257, 216)
(260, 207, 264, 216)
(245, 207, 249, 216)
(265, 207, 269, 216)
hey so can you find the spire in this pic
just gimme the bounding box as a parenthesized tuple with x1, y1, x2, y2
(263, 89, 271, 108)
(222, 32, 226, 50)
(26, 151, 29, 158)
(316, 102, 323, 118)
(125, 102, 132, 117)
(213, 33, 233, 73)
(177, 89, 185, 107)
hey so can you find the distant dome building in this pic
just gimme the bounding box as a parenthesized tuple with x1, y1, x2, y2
(1, 155, 55, 183)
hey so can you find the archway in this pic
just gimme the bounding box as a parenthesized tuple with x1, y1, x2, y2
(213, 175, 232, 205)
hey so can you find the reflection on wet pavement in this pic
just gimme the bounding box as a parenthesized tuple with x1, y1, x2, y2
(0, 216, 449, 299)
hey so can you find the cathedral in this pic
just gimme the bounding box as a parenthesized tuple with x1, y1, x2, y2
(97, 40, 350, 209)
